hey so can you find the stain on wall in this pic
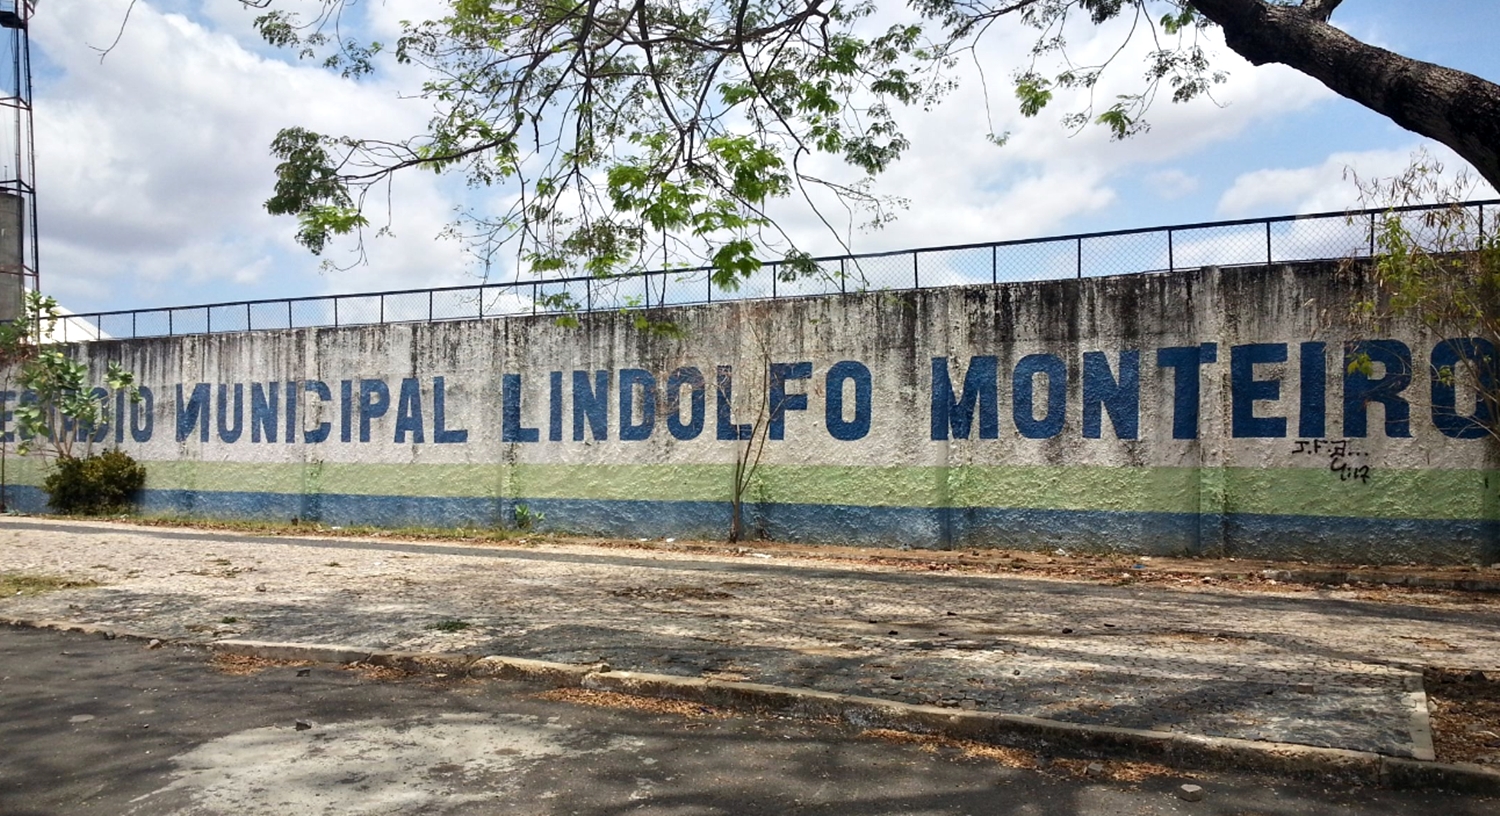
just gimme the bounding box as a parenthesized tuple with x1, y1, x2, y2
(4, 262, 1497, 564)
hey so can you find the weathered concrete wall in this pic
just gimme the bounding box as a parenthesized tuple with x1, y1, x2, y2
(5, 262, 1498, 563)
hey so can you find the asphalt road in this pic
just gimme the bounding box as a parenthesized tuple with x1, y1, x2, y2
(0, 625, 1491, 815)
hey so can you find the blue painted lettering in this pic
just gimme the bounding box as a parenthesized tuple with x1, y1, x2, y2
(716, 365, 752, 441)
(251, 383, 278, 443)
(768, 362, 812, 440)
(1230, 344, 1288, 438)
(81, 388, 109, 443)
(825, 361, 872, 441)
(1, 390, 14, 443)
(1344, 340, 1412, 438)
(433, 376, 467, 443)
(284, 381, 298, 444)
(394, 378, 425, 443)
(1299, 342, 1327, 438)
(114, 390, 125, 444)
(1156, 344, 1218, 440)
(340, 380, 353, 443)
(548, 371, 563, 442)
(176, 383, 211, 443)
(930, 356, 999, 441)
(131, 386, 154, 443)
(666, 367, 706, 441)
(358, 379, 390, 443)
(573, 370, 610, 441)
(1431, 338, 1496, 439)
(1082, 350, 1139, 439)
(1013, 354, 1066, 439)
(619, 369, 657, 442)
(304, 381, 332, 444)
(503, 373, 539, 443)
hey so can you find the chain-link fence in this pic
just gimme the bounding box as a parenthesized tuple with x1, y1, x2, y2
(55, 199, 1498, 342)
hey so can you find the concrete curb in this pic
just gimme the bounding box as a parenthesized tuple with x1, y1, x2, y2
(201, 635, 1500, 795)
(8, 618, 1499, 795)
(1, 616, 166, 645)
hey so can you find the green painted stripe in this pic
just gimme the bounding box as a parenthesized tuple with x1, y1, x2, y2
(0, 455, 47, 486)
(22, 457, 1496, 521)
(752, 464, 1500, 520)
(142, 461, 501, 499)
(511, 463, 738, 502)
(1221, 466, 1500, 520)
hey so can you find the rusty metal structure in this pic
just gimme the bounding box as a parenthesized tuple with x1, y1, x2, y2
(0, 1, 36, 321)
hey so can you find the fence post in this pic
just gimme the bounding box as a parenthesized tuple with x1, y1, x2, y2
(1167, 229, 1174, 273)
(1076, 238, 1082, 279)
(246, 302, 252, 332)
(429, 290, 434, 322)
(334, 298, 339, 327)
(1369, 213, 1376, 256)
(913, 251, 920, 289)
(772, 262, 777, 299)
(379, 295, 385, 324)
(587, 279, 593, 313)
(132, 312, 137, 339)
(1481, 203, 1487, 239)
(991, 245, 997, 285)
(1265, 221, 1272, 270)
(287, 301, 293, 329)
(206, 308, 211, 335)
(840, 258, 846, 294)
(168, 310, 173, 336)
(707, 271, 712, 303)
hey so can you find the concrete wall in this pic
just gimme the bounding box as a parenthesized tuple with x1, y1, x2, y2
(5, 262, 1498, 563)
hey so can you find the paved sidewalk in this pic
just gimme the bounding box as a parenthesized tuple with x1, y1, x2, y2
(4, 518, 1499, 763)
(12, 626, 1495, 816)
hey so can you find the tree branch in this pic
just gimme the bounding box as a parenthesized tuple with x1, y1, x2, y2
(1192, 0, 1500, 191)
(1300, 0, 1345, 24)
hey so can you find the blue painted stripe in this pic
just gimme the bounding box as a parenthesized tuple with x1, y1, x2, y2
(1, 485, 47, 513)
(9, 487, 1497, 564)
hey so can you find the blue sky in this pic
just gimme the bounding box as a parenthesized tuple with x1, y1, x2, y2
(26, 0, 1500, 315)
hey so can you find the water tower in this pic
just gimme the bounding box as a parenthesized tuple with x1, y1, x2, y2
(0, 1, 36, 322)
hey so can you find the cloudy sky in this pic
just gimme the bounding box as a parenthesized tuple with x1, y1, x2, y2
(26, 0, 1500, 315)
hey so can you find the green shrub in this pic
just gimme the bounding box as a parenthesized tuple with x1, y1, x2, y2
(42, 450, 147, 515)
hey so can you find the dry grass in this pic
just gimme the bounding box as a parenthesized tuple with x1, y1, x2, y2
(121, 515, 536, 545)
(344, 663, 418, 682)
(533, 687, 732, 719)
(0, 572, 99, 597)
(209, 653, 314, 675)
(858, 728, 1187, 782)
(208, 652, 423, 683)
(1426, 668, 1500, 765)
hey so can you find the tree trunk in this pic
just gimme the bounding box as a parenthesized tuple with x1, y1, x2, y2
(1191, 0, 1500, 193)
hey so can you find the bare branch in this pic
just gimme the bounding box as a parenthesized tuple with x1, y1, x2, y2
(88, 0, 140, 63)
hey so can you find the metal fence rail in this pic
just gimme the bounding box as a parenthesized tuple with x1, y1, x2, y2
(58, 199, 1498, 343)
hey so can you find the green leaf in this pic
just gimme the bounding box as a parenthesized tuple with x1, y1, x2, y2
(1014, 73, 1053, 118)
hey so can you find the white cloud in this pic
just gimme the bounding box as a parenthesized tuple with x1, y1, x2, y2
(32, 1, 472, 312)
(1146, 169, 1200, 200)
(1216, 145, 1499, 218)
(767, 14, 1333, 255)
